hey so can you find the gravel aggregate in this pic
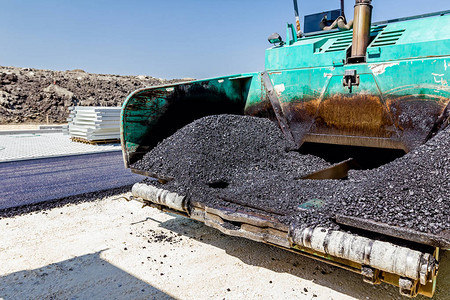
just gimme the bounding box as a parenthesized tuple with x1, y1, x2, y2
(133, 114, 330, 194)
(133, 114, 449, 236)
(332, 126, 450, 234)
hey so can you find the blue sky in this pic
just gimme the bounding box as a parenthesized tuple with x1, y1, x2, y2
(1, 0, 449, 79)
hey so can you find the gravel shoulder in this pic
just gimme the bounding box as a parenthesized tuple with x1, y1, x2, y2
(0, 192, 448, 299)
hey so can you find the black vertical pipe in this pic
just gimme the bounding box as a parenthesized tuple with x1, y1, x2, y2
(293, 0, 299, 17)
(293, 0, 301, 35)
(341, 0, 346, 19)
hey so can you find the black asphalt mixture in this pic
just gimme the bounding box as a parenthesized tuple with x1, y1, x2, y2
(336, 126, 450, 234)
(132, 114, 449, 236)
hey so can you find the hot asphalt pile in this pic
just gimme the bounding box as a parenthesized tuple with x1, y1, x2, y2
(133, 114, 331, 193)
(332, 126, 450, 235)
(0, 66, 184, 124)
(133, 114, 449, 235)
(133, 115, 334, 220)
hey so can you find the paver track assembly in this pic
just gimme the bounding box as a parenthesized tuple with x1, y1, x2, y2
(120, 1, 450, 297)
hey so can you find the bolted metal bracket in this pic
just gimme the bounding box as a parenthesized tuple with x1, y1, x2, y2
(361, 266, 381, 285)
(419, 253, 439, 285)
(399, 277, 419, 298)
(343, 69, 360, 93)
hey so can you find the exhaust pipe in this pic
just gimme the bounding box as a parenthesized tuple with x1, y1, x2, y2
(340, 0, 346, 20)
(293, 0, 302, 37)
(349, 0, 372, 63)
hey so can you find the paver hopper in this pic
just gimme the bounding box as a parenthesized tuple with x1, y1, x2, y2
(121, 1, 450, 297)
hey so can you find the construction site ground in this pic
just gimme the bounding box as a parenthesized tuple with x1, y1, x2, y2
(0, 191, 448, 300)
(0, 130, 120, 162)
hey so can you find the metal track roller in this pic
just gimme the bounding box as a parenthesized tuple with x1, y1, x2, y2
(132, 183, 186, 212)
(290, 227, 437, 281)
(131, 182, 439, 290)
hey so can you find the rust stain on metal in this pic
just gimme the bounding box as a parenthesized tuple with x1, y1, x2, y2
(275, 93, 449, 151)
(315, 94, 395, 136)
(282, 95, 397, 145)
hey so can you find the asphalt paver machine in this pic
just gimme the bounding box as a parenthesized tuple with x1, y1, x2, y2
(120, 1, 450, 297)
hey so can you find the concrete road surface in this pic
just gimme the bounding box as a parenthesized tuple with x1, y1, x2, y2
(0, 152, 144, 210)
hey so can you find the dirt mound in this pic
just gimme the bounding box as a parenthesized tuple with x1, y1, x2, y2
(0, 66, 183, 124)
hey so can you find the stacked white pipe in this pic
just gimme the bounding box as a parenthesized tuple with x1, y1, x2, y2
(65, 106, 121, 141)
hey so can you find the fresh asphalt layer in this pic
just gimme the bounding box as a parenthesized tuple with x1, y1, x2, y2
(0, 152, 144, 210)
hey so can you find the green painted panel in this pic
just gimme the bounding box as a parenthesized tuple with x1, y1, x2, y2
(120, 74, 257, 165)
(121, 11, 450, 165)
(266, 14, 450, 70)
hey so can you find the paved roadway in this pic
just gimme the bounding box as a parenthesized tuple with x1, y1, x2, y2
(0, 152, 144, 210)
